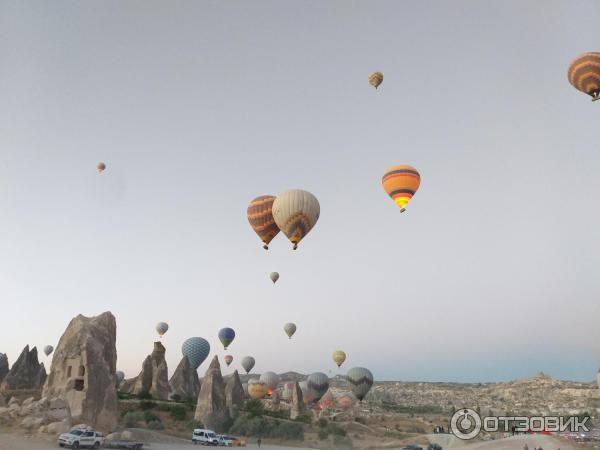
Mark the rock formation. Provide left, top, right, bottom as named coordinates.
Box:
left=225, top=370, right=244, bottom=418
left=194, top=356, right=229, bottom=431
left=0, top=354, right=8, bottom=384
left=0, top=346, right=46, bottom=393
left=120, top=342, right=169, bottom=401
left=169, top=355, right=200, bottom=401
left=290, top=381, right=305, bottom=420
left=43, top=312, right=118, bottom=432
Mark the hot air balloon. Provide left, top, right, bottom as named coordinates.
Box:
left=43, top=345, right=54, bottom=357
left=369, top=72, right=383, bottom=89
left=182, top=337, right=210, bottom=369
left=241, top=356, right=256, bottom=374
left=272, top=190, right=320, bottom=250
left=248, top=379, right=268, bottom=399
left=224, top=355, right=233, bottom=367
left=307, top=372, right=329, bottom=402
left=247, top=196, right=281, bottom=250
left=270, top=272, right=279, bottom=284
left=332, top=350, right=346, bottom=368
left=284, top=323, right=297, bottom=339
left=156, top=322, right=169, bottom=338
left=568, top=52, right=600, bottom=101
left=347, top=367, right=374, bottom=402
left=382, top=164, right=421, bottom=213
left=218, top=328, right=235, bottom=350
left=96, top=162, right=106, bottom=173
left=116, top=371, right=125, bottom=384
left=259, top=371, right=280, bottom=393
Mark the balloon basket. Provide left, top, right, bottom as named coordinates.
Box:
left=400, top=208, right=406, bottom=213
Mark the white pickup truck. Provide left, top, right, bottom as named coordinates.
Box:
left=58, top=428, right=104, bottom=448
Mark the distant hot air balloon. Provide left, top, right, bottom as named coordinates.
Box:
left=307, top=372, right=329, bottom=402
left=96, top=162, right=106, bottom=173
left=241, top=356, right=256, bottom=374
left=156, top=322, right=169, bottom=338
left=259, top=371, right=280, bottom=393
left=272, top=190, right=320, bottom=250
left=382, top=164, right=421, bottom=213
left=218, top=328, right=236, bottom=350
left=182, top=337, right=210, bottom=369
left=247, top=196, right=281, bottom=250
left=332, top=350, right=347, bottom=368
left=224, top=355, right=233, bottom=367
left=270, top=272, right=279, bottom=284
left=284, top=322, right=297, bottom=339
left=369, top=72, right=384, bottom=89
left=248, top=379, right=268, bottom=399
left=116, top=371, right=125, bottom=384
left=568, top=52, right=600, bottom=101
left=43, top=345, right=54, bottom=357
left=347, top=367, right=374, bottom=401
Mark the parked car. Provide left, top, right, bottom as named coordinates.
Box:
left=216, top=435, right=233, bottom=446
left=192, top=429, right=219, bottom=446
left=229, top=437, right=246, bottom=447
left=58, top=428, right=104, bottom=448
left=428, top=444, right=442, bottom=450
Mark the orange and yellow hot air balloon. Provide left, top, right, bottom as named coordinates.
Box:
left=568, top=52, right=600, bottom=102
left=382, top=165, right=421, bottom=212
left=247, top=196, right=280, bottom=250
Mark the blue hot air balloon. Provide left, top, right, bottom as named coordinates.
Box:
left=182, top=337, right=210, bottom=369
left=218, top=327, right=236, bottom=350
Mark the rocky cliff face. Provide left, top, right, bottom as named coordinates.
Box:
left=0, top=354, right=9, bottom=384
left=225, top=370, right=244, bottom=418
left=43, top=312, right=118, bottom=432
left=194, top=356, right=229, bottom=432
left=120, top=342, right=169, bottom=401
left=290, top=381, right=305, bottom=420
left=169, top=355, right=200, bottom=401
left=0, top=346, right=46, bottom=393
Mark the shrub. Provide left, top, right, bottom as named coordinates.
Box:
left=293, top=414, right=312, bottom=424
left=272, top=421, right=303, bottom=440
left=244, top=399, right=265, bottom=418
left=317, top=418, right=328, bottom=428
left=139, top=400, right=157, bottom=410
left=143, top=411, right=160, bottom=424
left=327, top=424, right=346, bottom=437
left=169, top=405, right=188, bottom=421
left=186, top=419, right=203, bottom=430
left=137, top=390, right=153, bottom=400
left=122, top=411, right=144, bottom=428
left=171, top=394, right=182, bottom=402
left=318, top=430, right=329, bottom=440
left=147, top=420, right=164, bottom=430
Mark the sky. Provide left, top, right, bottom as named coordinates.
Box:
left=0, top=0, right=599, bottom=383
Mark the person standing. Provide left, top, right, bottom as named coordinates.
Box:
left=258, top=437, right=262, bottom=448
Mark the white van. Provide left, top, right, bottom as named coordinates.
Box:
left=192, top=429, right=219, bottom=446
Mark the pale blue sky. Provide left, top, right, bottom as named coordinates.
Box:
left=1, top=1, right=599, bottom=382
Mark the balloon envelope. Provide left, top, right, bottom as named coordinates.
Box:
left=382, top=165, right=421, bottom=211
left=270, top=272, right=279, bottom=284
left=307, top=372, right=329, bottom=401
left=259, top=371, right=280, bottom=392
left=43, top=345, right=54, bottom=356
left=116, top=371, right=125, bottom=383
left=272, top=190, right=320, bottom=249
left=284, top=323, right=297, bottom=339
left=182, top=337, right=210, bottom=369
left=568, top=52, right=600, bottom=100
left=241, top=356, right=256, bottom=374
left=218, top=328, right=236, bottom=350
left=368, top=72, right=384, bottom=89
left=96, top=162, right=106, bottom=173
left=248, top=381, right=268, bottom=399
left=156, top=322, right=169, bottom=337
left=247, top=196, right=280, bottom=249
left=332, top=350, right=346, bottom=368
left=224, top=355, right=233, bottom=367
left=347, top=367, right=374, bottom=401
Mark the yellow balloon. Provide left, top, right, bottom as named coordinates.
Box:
left=369, top=72, right=383, bottom=89
left=248, top=382, right=268, bottom=399
left=332, top=350, right=346, bottom=368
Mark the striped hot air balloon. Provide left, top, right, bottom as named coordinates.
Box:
left=568, top=52, right=600, bottom=101
left=272, top=190, right=320, bottom=250
left=347, top=367, right=374, bottom=402
left=247, top=196, right=281, bottom=250
left=307, top=372, right=329, bottom=402
left=382, top=165, right=421, bottom=213
left=369, top=72, right=384, bottom=89
left=224, top=355, right=233, bottom=367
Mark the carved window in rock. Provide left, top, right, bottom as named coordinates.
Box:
left=78, top=365, right=85, bottom=377
left=74, top=379, right=84, bottom=391
left=67, top=366, right=72, bottom=378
